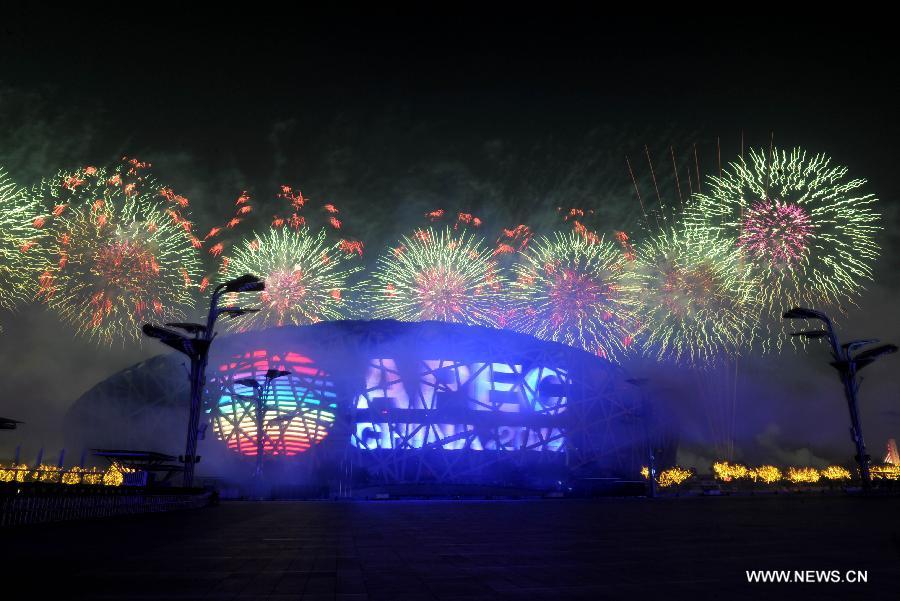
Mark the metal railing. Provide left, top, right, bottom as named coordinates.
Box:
left=0, top=483, right=213, bottom=527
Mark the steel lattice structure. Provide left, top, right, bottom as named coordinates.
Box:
left=209, top=349, right=337, bottom=456
left=66, top=321, right=647, bottom=488
left=64, top=354, right=190, bottom=453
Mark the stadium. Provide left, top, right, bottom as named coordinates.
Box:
left=64, top=320, right=653, bottom=494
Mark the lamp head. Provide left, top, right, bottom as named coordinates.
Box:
left=223, top=274, right=264, bottom=293
left=265, top=369, right=292, bottom=381
left=783, top=307, right=826, bottom=321
left=234, top=378, right=260, bottom=390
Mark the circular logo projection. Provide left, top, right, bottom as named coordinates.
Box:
left=210, top=349, right=337, bottom=456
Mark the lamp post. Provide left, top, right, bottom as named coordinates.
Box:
left=143, top=273, right=264, bottom=488
left=783, top=307, right=897, bottom=491
left=626, top=377, right=656, bottom=498
left=235, top=369, right=291, bottom=480
left=0, top=417, right=23, bottom=430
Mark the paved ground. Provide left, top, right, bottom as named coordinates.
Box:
left=1, top=495, right=899, bottom=600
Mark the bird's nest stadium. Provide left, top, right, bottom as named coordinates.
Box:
left=65, top=321, right=658, bottom=494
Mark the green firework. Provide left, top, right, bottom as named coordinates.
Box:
left=509, top=231, right=638, bottom=361
left=0, top=169, right=44, bottom=325
left=685, top=147, right=880, bottom=320
left=220, top=227, right=362, bottom=331
left=368, top=227, right=504, bottom=326
left=632, top=226, right=758, bottom=366
left=34, top=164, right=202, bottom=345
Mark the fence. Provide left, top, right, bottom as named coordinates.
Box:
left=0, top=483, right=213, bottom=527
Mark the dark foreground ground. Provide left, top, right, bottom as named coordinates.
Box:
left=1, top=495, right=898, bottom=600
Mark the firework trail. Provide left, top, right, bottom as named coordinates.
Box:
left=199, top=190, right=255, bottom=292
left=368, top=227, right=504, bottom=326
left=685, top=147, right=880, bottom=332
left=493, top=224, right=534, bottom=257
left=487, top=224, right=535, bottom=327
left=509, top=231, right=638, bottom=361
left=424, top=207, right=529, bottom=259
left=202, top=190, right=252, bottom=250
left=271, top=185, right=357, bottom=239
left=454, top=211, right=483, bottom=229
left=631, top=226, right=757, bottom=366
left=270, top=185, right=364, bottom=258
left=219, top=227, right=362, bottom=331
left=271, top=185, right=308, bottom=231
left=557, top=206, right=603, bottom=243
left=0, top=169, right=44, bottom=326
left=423, top=207, right=484, bottom=231
left=202, top=184, right=364, bottom=290
left=33, top=161, right=201, bottom=344
left=614, top=230, right=636, bottom=261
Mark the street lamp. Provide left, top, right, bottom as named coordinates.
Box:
left=626, top=377, right=656, bottom=498
left=783, top=306, right=897, bottom=490
left=0, top=417, right=23, bottom=430
left=234, top=368, right=292, bottom=480
left=143, top=273, right=264, bottom=488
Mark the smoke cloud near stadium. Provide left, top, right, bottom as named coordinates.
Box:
left=0, top=11, right=898, bottom=473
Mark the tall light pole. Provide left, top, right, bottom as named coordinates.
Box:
left=626, top=377, right=656, bottom=498
left=784, top=307, right=897, bottom=491
left=143, top=273, right=264, bottom=488
left=235, top=369, right=291, bottom=480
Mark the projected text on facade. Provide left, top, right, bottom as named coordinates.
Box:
left=351, top=359, right=568, bottom=452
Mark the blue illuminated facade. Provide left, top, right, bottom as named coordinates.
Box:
left=351, top=359, right=567, bottom=452
left=207, top=320, right=645, bottom=488
left=67, top=320, right=646, bottom=489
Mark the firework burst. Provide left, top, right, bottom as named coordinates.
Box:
left=0, top=169, right=43, bottom=323
left=34, top=163, right=201, bottom=344
left=369, top=227, right=504, bottom=326
left=508, top=231, right=637, bottom=360
left=631, top=227, right=757, bottom=365
left=220, top=227, right=362, bottom=330
left=686, top=147, right=880, bottom=319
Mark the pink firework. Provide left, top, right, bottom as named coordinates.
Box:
left=509, top=232, right=638, bottom=360
left=546, top=267, right=616, bottom=328
left=414, top=266, right=469, bottom=320
left=738, top=199, right=813, bottom=268
left=259, top=269, right=310, bottom=326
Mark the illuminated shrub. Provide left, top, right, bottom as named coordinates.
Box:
left=870, top=464, right=900, bottom=481
left=750, top=465, right=782, bottom=484
left=657, top=466, right=694, bottom=488
left=0, top=464, right=125, bottom=486
left=819, top=465, right=851, bottom=481
left=713, top=461, right=751, bottom=482
left=786, top=467, right=821, bottom=484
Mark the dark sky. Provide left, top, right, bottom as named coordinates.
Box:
left=4, top=12, right=899, bottom=179
left=1, top=10, right=898, bottom=467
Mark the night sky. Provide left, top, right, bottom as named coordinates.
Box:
left=1, top=10, right=898, bottom=467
